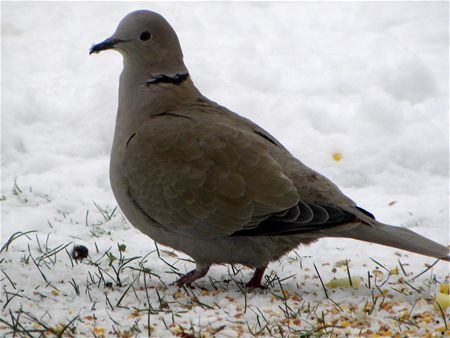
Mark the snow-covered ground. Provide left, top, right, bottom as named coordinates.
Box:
left=2, top=2, right=449, bottom=337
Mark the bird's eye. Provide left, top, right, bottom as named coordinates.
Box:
left=139, top=31, right=151, bottom=41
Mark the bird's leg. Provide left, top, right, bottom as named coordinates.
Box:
left=176, top=264, right=210, bottom=286
left=246, top=266, right=267, bottom=288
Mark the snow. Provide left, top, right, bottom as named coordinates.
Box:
left=1, top=2, right=449, bottom=337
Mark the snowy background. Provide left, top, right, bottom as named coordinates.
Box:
left=2, top=2, right=449, bottom=337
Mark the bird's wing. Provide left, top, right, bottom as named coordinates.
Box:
left=124, top=113, right=301, bottom=238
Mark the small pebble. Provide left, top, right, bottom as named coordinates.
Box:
left=71, top=245, right=89, bottom=261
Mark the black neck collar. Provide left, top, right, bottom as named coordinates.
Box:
left=145, top=73, right=189, bottom=86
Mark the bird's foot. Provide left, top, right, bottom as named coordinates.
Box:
left=175, top=266, right=209, bottom=286
left=245, top=266, right=267, bottom=289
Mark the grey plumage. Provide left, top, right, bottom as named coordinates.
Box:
left=90, top=10, right=449, bottom=287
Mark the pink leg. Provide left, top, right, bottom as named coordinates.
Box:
left=246, top=266, right=267, bottom=288
left=176, top=265, right=209, bottom=286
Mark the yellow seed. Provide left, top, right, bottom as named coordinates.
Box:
left=435, top=289, right=450, bottom=310
left=399, top=310, right=409, bottom=320
left=92, top=327, right=105, bottom=334
left=144, top=324, right=156, bottom=332
left=169, top=325, right=183, bottom=335
left=439, top=284, right=450, bottom=294
left=173, top=291, right=184, bottom=299
left=389, top=267, right=399, bottom=275
left=340, top=321, right=351, bottom=328
left=334, top=259, right=349, bottom=268
left=326, top=276, right=361, bottom=289
left=332, top=152, right=342, bottom=161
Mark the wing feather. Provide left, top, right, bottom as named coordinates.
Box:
left=124, top=116, right=299, bottom=238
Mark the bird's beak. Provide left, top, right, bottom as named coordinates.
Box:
left=90, top=37, right=123, bottom=55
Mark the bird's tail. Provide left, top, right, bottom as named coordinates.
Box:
left=324, top=222, right=450, bottom=261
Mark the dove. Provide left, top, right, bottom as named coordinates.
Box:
left=90, top=10, right=449, bottom=288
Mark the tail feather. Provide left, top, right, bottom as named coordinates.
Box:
left=325, top=222, right=450, bottom=261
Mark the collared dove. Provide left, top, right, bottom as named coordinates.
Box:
left=90, top=10, right=449, bottom=288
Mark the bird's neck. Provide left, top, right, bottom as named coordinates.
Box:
left=114, top=66, right=202, bottom=144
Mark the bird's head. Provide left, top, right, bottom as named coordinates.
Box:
left=90, top=10, right=187, bottom=77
